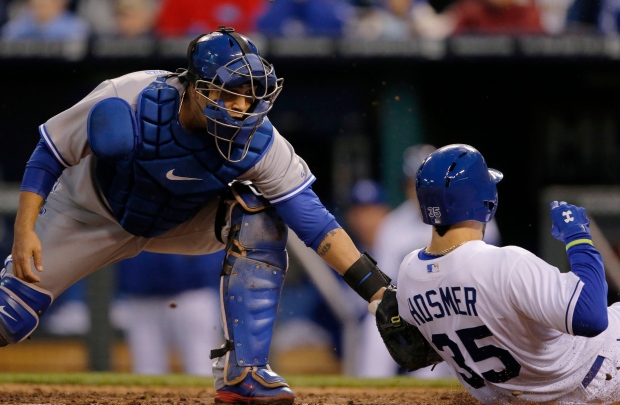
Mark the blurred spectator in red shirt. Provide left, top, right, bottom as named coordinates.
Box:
left=154, top=0, right=265, bottom=38
left=450, top=0, right=544, bottom=35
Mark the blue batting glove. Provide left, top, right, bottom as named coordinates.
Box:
left=550, top=201, right=592, bottom=248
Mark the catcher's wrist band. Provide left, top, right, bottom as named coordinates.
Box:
left=566, top=238, right=593, bottom=251
left=343, top=252, right=391, bottom=302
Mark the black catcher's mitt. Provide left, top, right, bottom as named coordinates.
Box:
left=375, top=286, right=444, bottom=371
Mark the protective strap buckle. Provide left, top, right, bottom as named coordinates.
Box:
left=210, top=339, right=234, bottom=360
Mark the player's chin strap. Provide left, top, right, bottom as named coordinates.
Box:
left=211, top=181, right=289, bottom=387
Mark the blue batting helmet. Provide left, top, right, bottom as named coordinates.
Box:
left=186, top=26, right=283, bottom=162
left=415, top=144, right=503, bottom=226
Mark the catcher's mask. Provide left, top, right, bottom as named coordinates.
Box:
left=185, top=26, right=283, bottom=162
left=415, top=144, right=503, bottom=226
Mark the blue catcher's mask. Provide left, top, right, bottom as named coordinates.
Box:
left=415, top=144, right=503, bottom=226
left=186, top=27, right=283, bottom=162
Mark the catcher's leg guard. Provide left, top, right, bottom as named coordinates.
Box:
left=212, top=183, right=293, bottom=404
left=0, top=263, right=54, bottom=347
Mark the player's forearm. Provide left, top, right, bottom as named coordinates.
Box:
left=316, top=229, right=388, bottom=302
left=316, top=228, right=360, bottom=275
left=14, top=191, right=44, bottom=233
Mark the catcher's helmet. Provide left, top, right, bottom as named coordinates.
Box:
left=415, top=144, right=502, bottom=226
left=186, top=26, right=283, bottom=162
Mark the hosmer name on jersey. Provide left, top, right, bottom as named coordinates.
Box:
left=407, top=286, right=478, bottom=325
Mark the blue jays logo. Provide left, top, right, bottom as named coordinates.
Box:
left=427, top=263, right=439, bottom=273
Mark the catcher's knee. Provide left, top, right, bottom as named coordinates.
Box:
left=217, top=181, right=288, bottom=270
left=0, top=273, right=53, bottom=346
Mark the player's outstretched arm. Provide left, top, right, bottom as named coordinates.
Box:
left=316, top=228, right=388, bottom=302
left=550, top=200, right=608, bottom=336
left=11, top=191, right=45, bottom=283
left=316, top=228, right=360, bottom=274
left=272, top=187, right=389, bottom=302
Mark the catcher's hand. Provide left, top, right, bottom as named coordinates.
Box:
left=373, top=285, right=443, bottom=371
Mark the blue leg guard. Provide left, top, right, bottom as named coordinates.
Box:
left=0, top=269, right=53, bottom=347
left=212, top=188, right=293, bottom=404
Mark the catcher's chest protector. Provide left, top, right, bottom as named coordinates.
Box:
left=217, top=195, right=289, bottom=386
left=95, top=78, right=274, bottom=237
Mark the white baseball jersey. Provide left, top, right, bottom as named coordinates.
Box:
left=397, top=240, right=620, bottom=404
left=355, top=199, right=501, bottom=378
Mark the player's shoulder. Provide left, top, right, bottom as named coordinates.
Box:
left=102, top=70, right=186, bottom=107
left=466, top=242, right=539, bottom=266
left=108, top=70, right=177, bottom=94
left=478, top=243, right=534, bottom=258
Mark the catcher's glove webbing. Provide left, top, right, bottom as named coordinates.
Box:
left=375, top=286, right=444, bottom=371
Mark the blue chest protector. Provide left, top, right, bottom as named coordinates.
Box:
left=88, top=78, right=274, bottom=237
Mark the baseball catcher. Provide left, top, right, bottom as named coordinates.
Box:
left=0, top=26, right=391, bottom=405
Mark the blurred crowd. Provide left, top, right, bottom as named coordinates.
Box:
left=0, top=0, right=616, bottom=43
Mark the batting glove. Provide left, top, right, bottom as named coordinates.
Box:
left=550, top=201, right=592, bottom=249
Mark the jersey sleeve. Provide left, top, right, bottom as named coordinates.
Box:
left=273, top=186, right=340, bottom=251
left=41, top=79, right=120, bottom=167
left=506, top=249, right=583, bottom=334
left=565, top=243, right=608, bottom=336
left=237, top=127, right=315, bottom=203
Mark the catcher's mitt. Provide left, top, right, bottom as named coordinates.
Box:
left=375, top=286, right=444, bottom=371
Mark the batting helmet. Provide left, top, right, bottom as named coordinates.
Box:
left=415, top=144, right=502, bottom=226
left=186, top=26, right=283, bottom=162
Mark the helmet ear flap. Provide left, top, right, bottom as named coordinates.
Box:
left=185, top=34, right=206, bottom=83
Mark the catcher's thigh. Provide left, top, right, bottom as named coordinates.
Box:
left=213, top=184, right=289, bottom=385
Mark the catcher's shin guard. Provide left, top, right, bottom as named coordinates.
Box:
left=212, top=184, right=291, bottom=400
left=0, top=269, right=53, bottom=347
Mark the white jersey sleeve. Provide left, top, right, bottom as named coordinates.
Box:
left=504, top=246, right=583, bottom=334
left=238, top=126, right=315, bottom=203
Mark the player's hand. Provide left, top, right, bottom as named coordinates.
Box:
left=550, top=201, right=591, bottom=245
left=11, top=228, right=43, bottom=283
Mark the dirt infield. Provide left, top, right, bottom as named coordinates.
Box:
left=0, top=383, right=478, bottom=404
